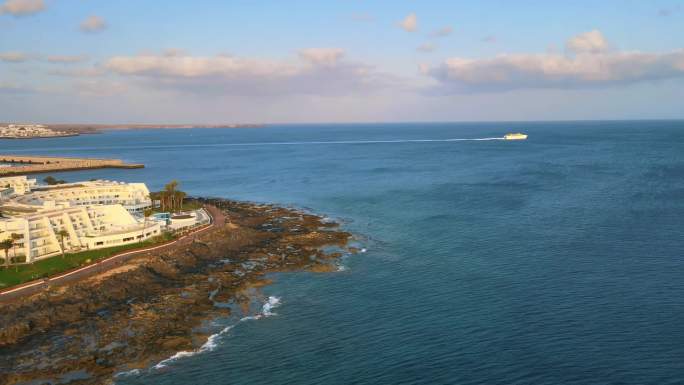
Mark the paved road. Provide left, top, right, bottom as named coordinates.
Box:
left=0, top=205, right=226, bottom=303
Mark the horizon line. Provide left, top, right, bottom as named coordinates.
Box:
left=2, top=118, right=684, bottom=127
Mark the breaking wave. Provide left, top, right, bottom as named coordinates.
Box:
left=152, top=296, right=282, bottom=370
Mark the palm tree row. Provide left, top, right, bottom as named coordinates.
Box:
left=150, top=180, right=187, bottom=213
left=0, top=231, right=23, bottom=268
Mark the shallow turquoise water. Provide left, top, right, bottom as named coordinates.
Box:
left=5, top=121, right=684, bottom=384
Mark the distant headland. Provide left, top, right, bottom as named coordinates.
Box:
left=0, top=123, right=265, bottom=137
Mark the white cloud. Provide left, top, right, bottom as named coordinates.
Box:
left=566, top=30, right=608, bottom=54
left=0, top=0, right=44, bottom=17
left=103, top=50, right=394, bottom=97
left=430, top=26, right=452, bottom=38
left=399, top=13, right=417, bottom=32
left=80, top=15, right=107, bottom=33
left=298, top=48, right=345, bottom=65
left=105, top=55, right=298, bottom=78
left=47, top=55, right=88, bottom=64
left=428, top=31, right=684, bottom=92
left=0, top=51, right=27, bottom=62
left=482, top=35, right=496, bottom=44
left=417, top=43, right=436, bottom=53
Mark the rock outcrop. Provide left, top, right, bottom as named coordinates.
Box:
left=0, top=198, right=354, bottom=385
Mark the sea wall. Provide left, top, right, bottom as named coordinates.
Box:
left=0, top=155, right=143, bottom=176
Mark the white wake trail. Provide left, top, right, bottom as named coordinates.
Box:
left=5, top=137, right=506, bottom=153
left=209, top=137, right=506, bottom=147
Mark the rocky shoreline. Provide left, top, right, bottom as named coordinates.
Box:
left=0, top=198, right=355, bottom=385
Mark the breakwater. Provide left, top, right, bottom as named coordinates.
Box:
left=0, top=155, right=144, bottom=176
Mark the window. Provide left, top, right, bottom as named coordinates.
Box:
left=95, top=241, right=104, bottom=246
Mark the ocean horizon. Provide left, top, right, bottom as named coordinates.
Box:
left=3, top=120, right=684, bottom=384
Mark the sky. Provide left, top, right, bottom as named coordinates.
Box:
left=1, top=0, right=683, bottom=124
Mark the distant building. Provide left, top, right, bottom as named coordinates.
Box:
left=0, top=124, right=75, bottom=138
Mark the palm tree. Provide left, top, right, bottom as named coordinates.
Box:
left=10, top=233, right=22, bottom=264
left=142, top=208, right=153, bottom=241
left=174, top=191, right=187, bottom=212
left=164, top=180, right=179, bottom=211
left=149, top=192, right=161, bottom=210
left=57, top=229, right=69, bottom=258
left=0, top=238, right=13, bottom=269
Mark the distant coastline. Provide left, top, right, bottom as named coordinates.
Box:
left=0, top=124, right=80, bottom=139
left=0, top=133, right=80, bottom=140
left=0, top=123, right=265, bottom=137
left=43, top=123, right=263, bottom=135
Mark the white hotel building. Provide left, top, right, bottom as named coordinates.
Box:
left=0, top=176, right=160, bottom=263
left=11, top=180, right=153, bottom=213
left=0, top=175, right=37, bottom=195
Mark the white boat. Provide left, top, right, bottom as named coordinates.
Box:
left=504, top=133, right=528, bottom=140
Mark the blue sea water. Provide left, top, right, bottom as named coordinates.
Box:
left=4, top=121, right=684, bottom=384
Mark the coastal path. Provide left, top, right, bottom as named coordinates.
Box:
left=0, top=205, right=226, bottom=303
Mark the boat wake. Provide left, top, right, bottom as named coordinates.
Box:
left=205, top=137, right=507, bottom=146
left=10, top=138, right=506, bottom=152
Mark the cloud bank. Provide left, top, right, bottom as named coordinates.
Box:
left=0, top=0, right=44, bottom=16
left=47, top=55, right=88, bottom=64
left=428, top=31, right=684, bottom=92
left=103, top=49, right=392, bottom=97
left=298, top=48, right=345, bottom=66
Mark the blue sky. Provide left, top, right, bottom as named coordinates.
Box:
left=1, top=0, right=683, bottom=123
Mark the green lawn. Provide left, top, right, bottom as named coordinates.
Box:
left=0, top=233, right=176, bottom=289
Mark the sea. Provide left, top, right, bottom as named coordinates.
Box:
left=3, top=121, right=684, bottom=385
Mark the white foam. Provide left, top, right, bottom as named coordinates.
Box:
left=152, top=296, right=282, bottom=370
left=360, top=248, right=367, bottom=253
left=262, top=296, right=281, bottom=316
left=115, top=368, right=141, bottom=378
left=154, top=350, right=198, bottom=369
